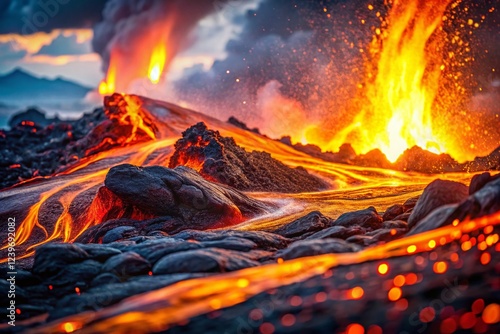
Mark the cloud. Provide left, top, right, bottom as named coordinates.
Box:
left=36, top=33, right=91, bottom=56
left=0, top=41, right=27, bottom=62
left=0, top=0, right=105, bottom=35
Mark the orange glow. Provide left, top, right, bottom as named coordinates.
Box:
left=480, top=253, right=491, bottom=265
left=349, top=286, right=364, bottom=300
left=377, top=263, right=389, bottom=275
left=388, top=287, right=402, bottom=301
left=148, top=43, right=167, bottom=84
left=482, top=304, right=499, bottom=324
left=346, top=323, right=365, bottom=334
left=433, top=261, right=448, bottom=274
left=393, top=275, right=405, bottom=287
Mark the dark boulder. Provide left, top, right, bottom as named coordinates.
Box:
left=273, top=211, right=332, bottom=238
left=408, top=179, right=468, bottom=229
left=333, top=206, right=383, bottom=230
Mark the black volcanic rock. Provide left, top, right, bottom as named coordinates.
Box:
left=333, top=206, right=383, bottom=230
left=227, top=116, right=261, bottom=134
left=393, top=146, right=461, bottom=172
left=352, top=149, right=392, bottom=169
left=169, top=122, right=327, bottom=193
left=153, top=248, right=259, bottom=274
left=407, top=179, right=468, bottom=229
left=277, top=238, right=361, bottom=260
left=273, top=211, right=332, bottom=238
left=8, top=107, right=59, bottom=128
left=105, top=164, right=271, bottom=225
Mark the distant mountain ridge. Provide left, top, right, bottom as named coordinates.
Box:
left=0, top=69, right=92, bottom=101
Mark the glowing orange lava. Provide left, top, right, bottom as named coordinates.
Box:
left=98, top=53, right=117, bottom=95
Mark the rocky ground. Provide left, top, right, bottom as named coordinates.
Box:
left=1, top=101, right=499, bottom=333
left=1, top=171, right=499, bottom=332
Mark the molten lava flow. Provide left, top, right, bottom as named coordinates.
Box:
left=333, top=0, right=453, bottom=162
left=148, top=43, right=167, bottom=85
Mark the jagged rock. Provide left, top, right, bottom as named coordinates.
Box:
left=305, top=225, right=363, bottom=240
left=408, top=180, right=468, bottom=229
left=101, top=252, right=151, bottom=278
left=407, top=204, right=458, bottom=236
left=227, top=116, right=261, bottom=134
left=102, top=164, right=272, bottom=230
left=469, top=172, right=500, bottom=195
left=352, top=149, right=392, bottom=169
left=333, top=206, right=383, bottom=230
left=402, top=196, right=420, bottom=211
left=32, top=243, right=89, bottom=276
left=169, top=122, right=327, bottom=193
left=394, top=146, right=461, bottom=173
left=382, top=204, right=404, bottom=221
left=153, top=248, right=259, bottom=274
left=273, top=211, right=332, bottom=238
left=8, top=107, right=58, bottom=128
left=278, top=239, right=361, bottom=260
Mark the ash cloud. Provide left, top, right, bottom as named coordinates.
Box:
left=173, top=0, right=500, bottom=143
left=92, top=0, right=228, bottom=90
left=173, top=0, right=374, bottom=139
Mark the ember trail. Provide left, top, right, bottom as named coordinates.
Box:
left=0, top=0, right=498, bottom=333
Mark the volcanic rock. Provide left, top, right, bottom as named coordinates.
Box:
left=172, top=230, right=290, bottom=250
left=469, top=171, right=500, bottom=195
left=153, top=248, right=259, bottom=274
left=101, top=252, right=151, bottom=278
left=305, top=225, right=364, bottom=240
left=333, top=206, right=383, bottom=230
left=382, top=204, right=405, bottom=221
left=277, top=239, right=361, bottom=260
left=407, top=204, right=458, bottom=236
left=407, top=179, right=468, bottom=229
left=227, top=116, right=261, bottom=134
left=169, top=122, right=327, bottom=192
left=32, top=243, right=89, bottom=277
left=100, top=164, right=272, bottom=230
left=127, top=238, right=204, bottom=264
left=273, top=211, right=332, bottom=238
left=352, top=149, right=393, bottom=169
left=8, top=107, right=59, bottom=128
left=79, top=244, right=122, bottom=262
left=102, top=226, right=138, bottom=243
left=394, top=146, right=461, bottom=173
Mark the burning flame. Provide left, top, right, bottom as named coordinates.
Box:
left=340, top=0, right=453, bottom=162
left=98, top=54, right=117, bottom=95
left=148, top=43, right=167, bottom=85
